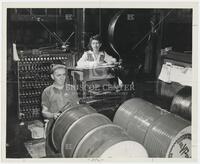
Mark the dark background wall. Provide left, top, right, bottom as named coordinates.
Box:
left=161, top=9, right=192, bottom=52
left=7, top=8, right=192, bottom=65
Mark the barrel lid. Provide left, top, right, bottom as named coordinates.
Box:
left=73, top=124, right=127, bottom=158
left=100, top=140, right=148, bottom=158
left=166, top=126, right=191, bottom=158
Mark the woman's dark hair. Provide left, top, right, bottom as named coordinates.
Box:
left=87, top=34, right=103, bottom=50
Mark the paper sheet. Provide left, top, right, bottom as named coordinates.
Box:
left=158, top=63, right=172, bottom=83
left=24, top=140, right=46, bottom=158
left=28, top=120, right=45, bottom=139
left=158, top=63, right=192, bottom=86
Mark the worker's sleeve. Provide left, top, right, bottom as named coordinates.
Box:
left=104, top=51, right=117, bottom=64
left=77, top=52, right=90, bottom=68
left=41, top=89, right=50, bottom=109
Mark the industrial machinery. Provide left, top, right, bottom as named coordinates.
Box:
left=15, top=49, right=74, bottom=121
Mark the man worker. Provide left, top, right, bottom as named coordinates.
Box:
left=41, top=64, right=79, bottom=157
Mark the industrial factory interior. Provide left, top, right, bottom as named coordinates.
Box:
left=5, top=8, right=193, bottom=159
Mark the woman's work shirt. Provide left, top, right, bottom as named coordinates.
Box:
left=41, top=83, right=79, bottom=114
left=77, top=50, right=116, bottom=68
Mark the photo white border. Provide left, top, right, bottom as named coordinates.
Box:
left=1, top=0, right=199, bottom=163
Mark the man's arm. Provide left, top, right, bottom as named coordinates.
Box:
left=42, top=105, right=60, bottom=119
left=41, top=88, right=58, bottom=119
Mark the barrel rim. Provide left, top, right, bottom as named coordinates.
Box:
left=61, top=113, right=111, bottom=157
left=143, top=112, right=170, bottom=145
left=113, top=97, right=142, bottom=124
left=51, top=104, right=81, bottom=151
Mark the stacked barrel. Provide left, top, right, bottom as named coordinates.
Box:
left=113, top=98, right=191, bottom=158
left=170, top=86, right=191, bottom=121
left=49, top=93, right=191, bottom=158
left=50, top=104, right=148, bottom=158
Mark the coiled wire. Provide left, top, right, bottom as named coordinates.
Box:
left=61, top=113, right=111, bottom=157
left=170, top=86, right=191, bottom=121
left=113, top=98, right=191, bottom=157
left=51, top=104, right=96, bottom=151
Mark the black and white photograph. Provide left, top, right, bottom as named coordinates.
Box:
left=1, top=0, right=199, bottom=161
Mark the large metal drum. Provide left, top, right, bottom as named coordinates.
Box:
left=170, top=86, right=192, bottom=121
left=100, top=140, right=148, bottom=158
left=113, top=98, right=191, bottom=158
left=108, top=10, right=151, bottom=56
left=113, top=98, right=168, bottom=144
left=61, top=113, right=111, bottom=157
left=144, top=113, right=191, bottom=157
left=73, top=124, right=148, bottom=158
left=51, top=104, right=96, bottom=151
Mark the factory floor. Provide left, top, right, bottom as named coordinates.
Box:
left=6, top=78, right=171, bottom=158
left=6, top=104, right=118, bottom=158
left=6, top=114, right=32, bottom=158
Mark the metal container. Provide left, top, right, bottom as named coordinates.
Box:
left=100, top=140, right=148, bottom=158
left=113, top=98, right=168, bottom=144
left=144, top=113, right=191, bottom=157
left=61, top=113, right=111, bottom=157
left=170, top=86, right=191, bottom=121
left=51, top=104, right=96, bottom=151
left=73, top=124, right=147, bottom=158
left=113, top=98, right=191, bottom=158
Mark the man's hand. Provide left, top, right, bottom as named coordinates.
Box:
left=53, top=112, right=61, bottom=120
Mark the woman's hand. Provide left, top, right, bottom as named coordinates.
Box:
left=107, top=61, right=116, bottom=65
left=93, top=61, right=99, bottom=67
left=89, top=61, right=99, bottom=68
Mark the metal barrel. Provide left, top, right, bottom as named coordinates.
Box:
left=144, top=113, right=191, bottom=157
left=113, top=98, right=168, bottom=144
left=100, top=140, right=148, bottom=158
left=170, top=86, right=191, bottom=121
left=73, top=124, right=148, bottom=158
left=51, top=104, right=96, bottom=151
left=113, top=98, right=191, bottom=158
left=61, top=113, right=111, bottom=157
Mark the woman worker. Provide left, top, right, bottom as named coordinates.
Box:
left=77, top=34, right=117, bottom=68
